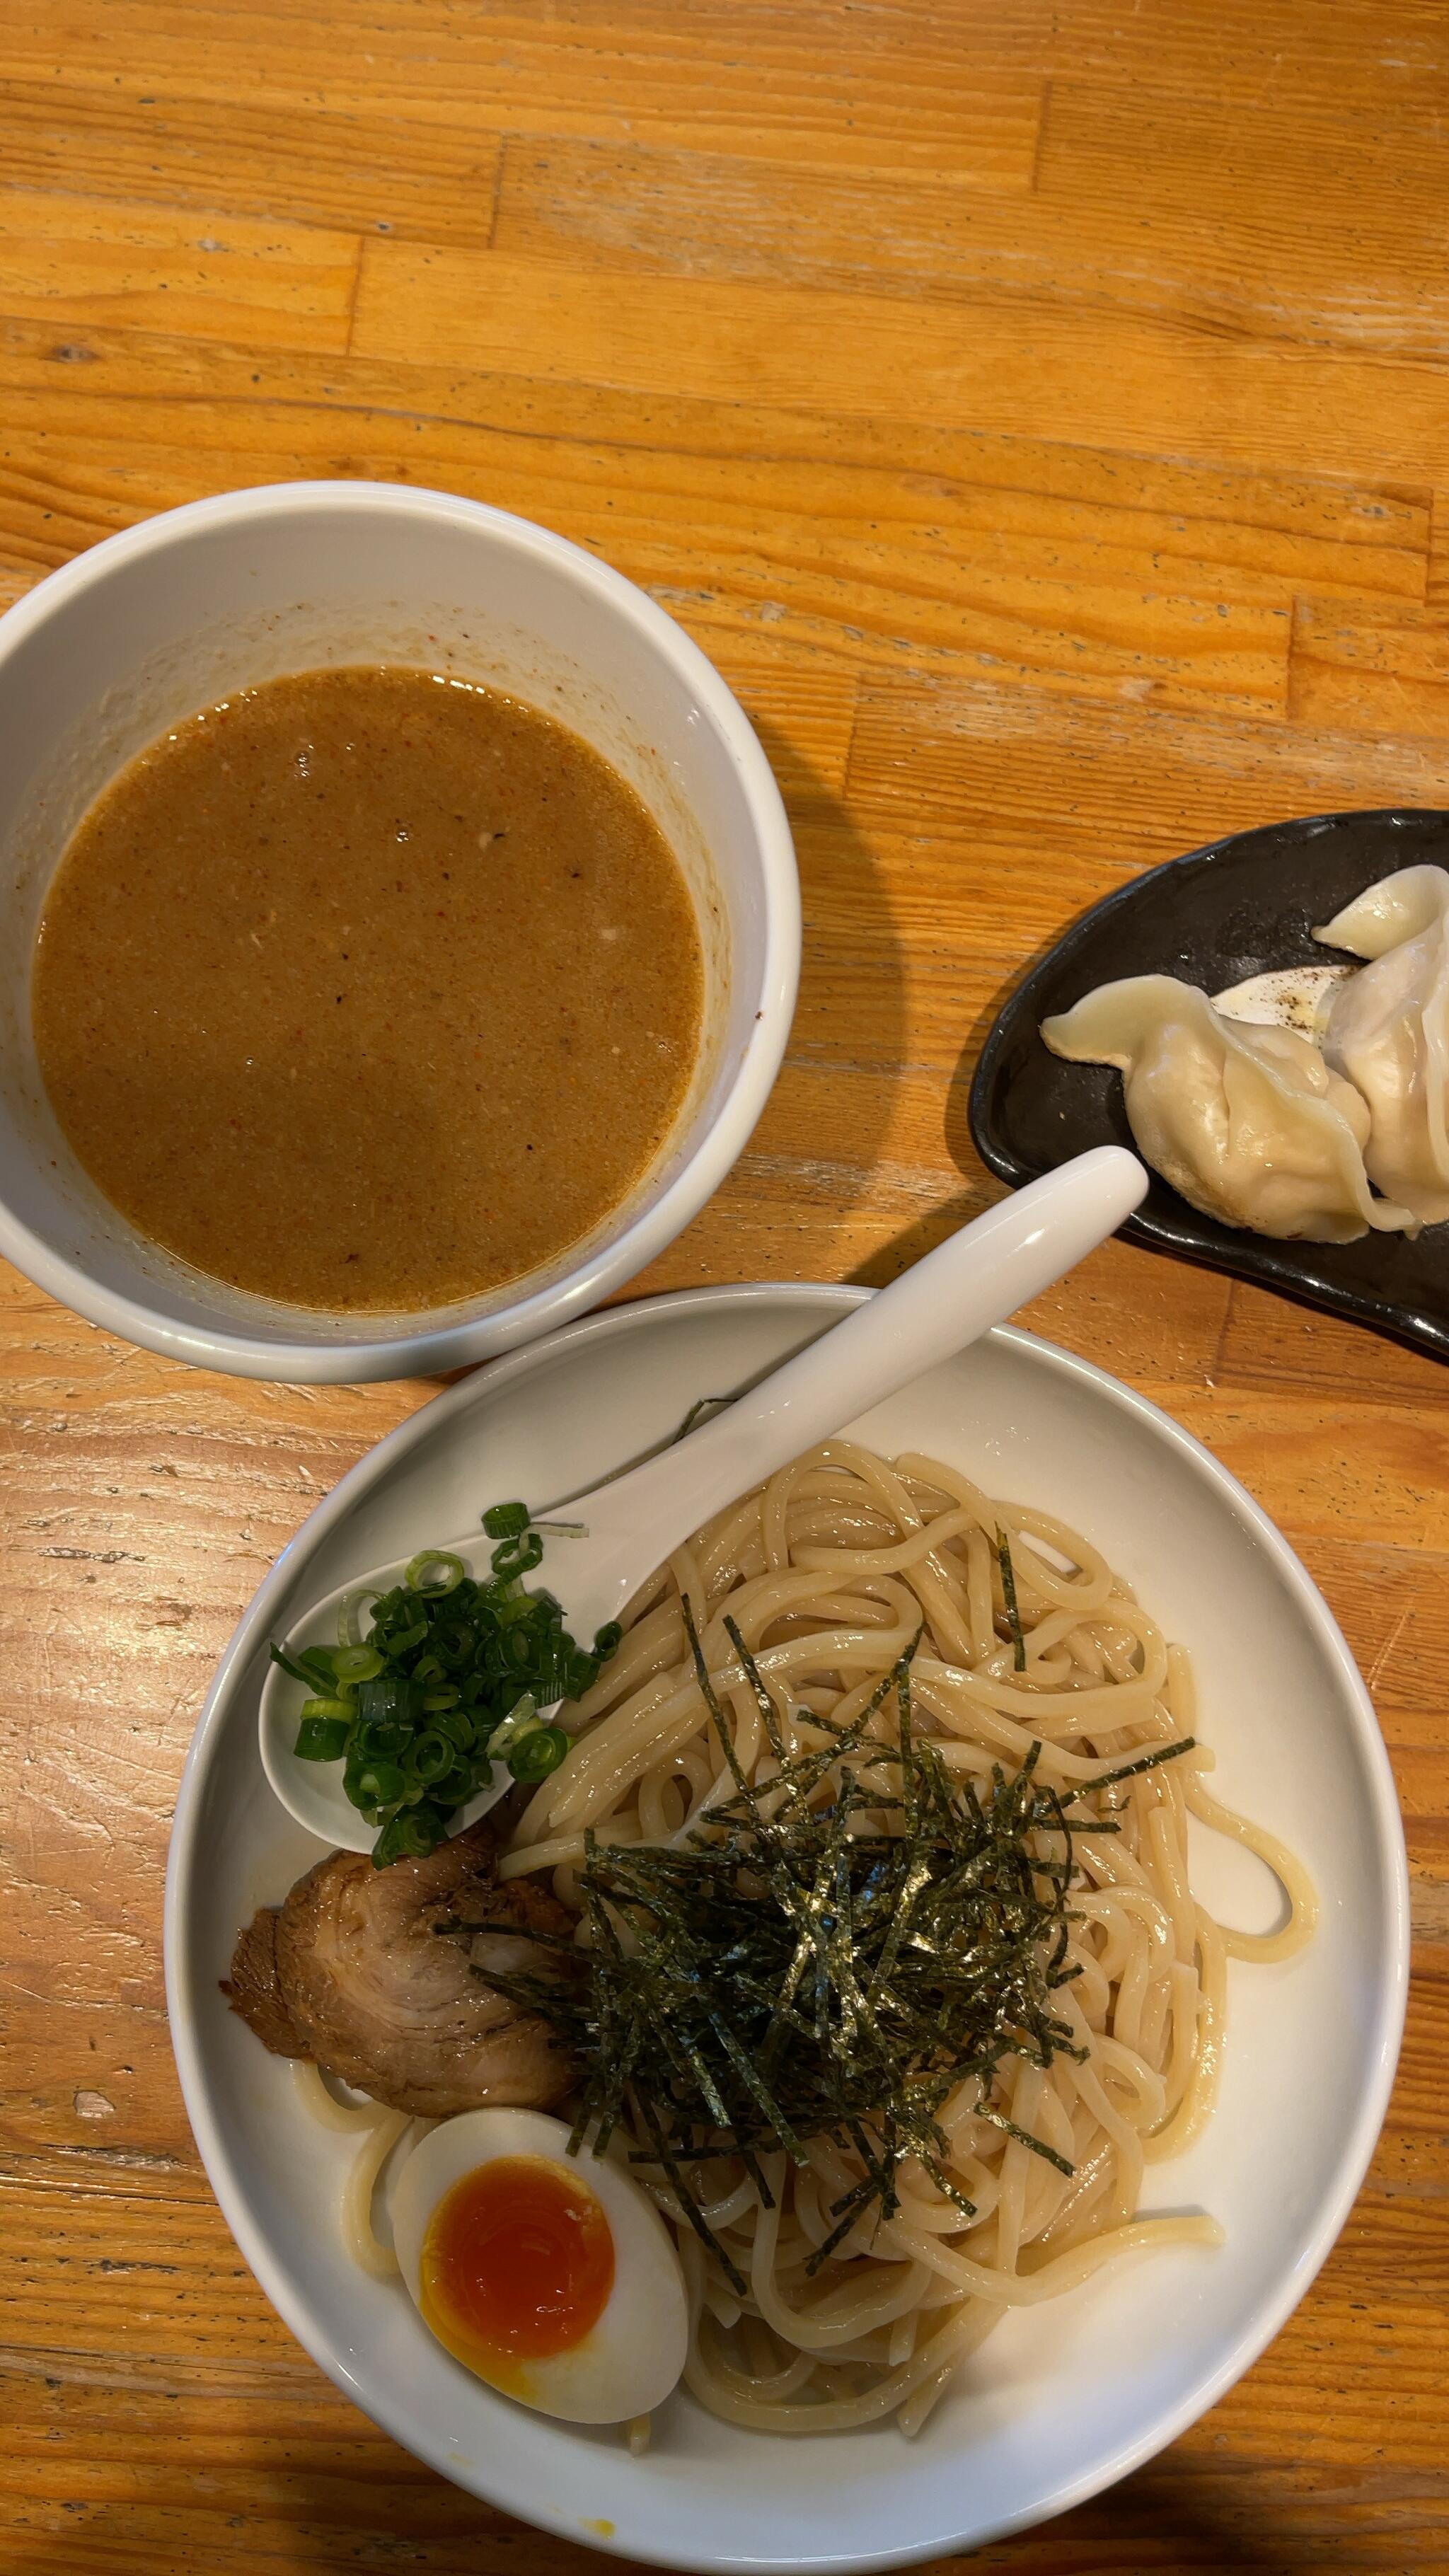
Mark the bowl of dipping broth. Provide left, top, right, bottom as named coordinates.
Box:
left=0, top=482, right=799, bottom=1382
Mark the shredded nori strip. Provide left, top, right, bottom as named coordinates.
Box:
left=480, top=1607, right=1194, bottom=2285
left=674, top=1393, right=738, bottom=1443
left=996, top=1526, right=1027, bottom=1672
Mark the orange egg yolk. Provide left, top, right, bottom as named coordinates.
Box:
left=418, top=2156, right=616, bottom=2387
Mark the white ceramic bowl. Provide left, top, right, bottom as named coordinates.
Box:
left=166, top=1287, right=1408, bottom=2574
left=0, top=483, right=798, bottom=1380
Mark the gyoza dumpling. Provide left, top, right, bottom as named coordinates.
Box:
left=1041, top=975, right=1418, bottom=1242
left=1315, top=864, right=1449, bottom=1223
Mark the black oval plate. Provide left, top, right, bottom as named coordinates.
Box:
left=969, top=809, right=1449, bottom=1362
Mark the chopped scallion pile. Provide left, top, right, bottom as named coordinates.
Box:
left=272, top=1503, right=620, bottom=1867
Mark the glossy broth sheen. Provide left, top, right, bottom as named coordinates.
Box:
left=32, top=666, right=704, bottom=1311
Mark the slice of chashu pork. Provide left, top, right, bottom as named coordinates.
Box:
left=224, top=1814, right=574, bottom=2118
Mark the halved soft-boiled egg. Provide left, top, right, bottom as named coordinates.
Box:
left=391, top=2107, right=688, bottom=2423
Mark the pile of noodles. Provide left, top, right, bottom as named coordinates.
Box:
left=311, top=1440, right=1315, bottom=2440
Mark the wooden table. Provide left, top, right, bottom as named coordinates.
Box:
left=1, top=6, right=1447, bottom=2568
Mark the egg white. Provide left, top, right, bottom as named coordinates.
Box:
left=391, top=2106, right=688, bottom=2425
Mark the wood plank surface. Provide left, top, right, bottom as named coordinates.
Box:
left=0, top=4, right=1446, bottom=2569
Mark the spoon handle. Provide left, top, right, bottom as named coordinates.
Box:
left=589, top=1147, right=1147, bottom=1583
left=261, top=1148, right=1147, bottom=1848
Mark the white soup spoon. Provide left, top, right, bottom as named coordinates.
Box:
left=260, top=1146, right=1147, bottom=1850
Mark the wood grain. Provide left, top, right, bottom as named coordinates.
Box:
left=1290, top=596, right=1449, bottom=740
left=1, top=3, right=1447, bottom=2569
left=348, top=230, right=1449, bottom=492
left=495, top=83, right=1449, bottom=357
left=0, top=5, right=1044, bottom=188
left=0, top=190, right=358, bottom=353
left=0, top=81, right=504, bottom=248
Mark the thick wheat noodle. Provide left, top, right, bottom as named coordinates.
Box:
left=287, top=2065, right=430, bottom=2278
left=542, top=1440, right=1312, bottom=2433
left=290, top=2057, right=383, bottom=2134
left=342, top=2106, right=413, bottom=2277
left=1182, top=1773, right=1320, bottom=1960
left=1145, top=1907, right=1228, bottom=2161
left=301, top=1440, right=1312, bottom=2439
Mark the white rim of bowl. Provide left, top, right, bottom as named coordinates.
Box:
left=164, top=1285, right=1411, bottom=2575
left=0, top=482, right=801, bottom=1382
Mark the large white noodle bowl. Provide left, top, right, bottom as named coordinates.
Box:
left=166, top=1286, right=1407, bottom=2573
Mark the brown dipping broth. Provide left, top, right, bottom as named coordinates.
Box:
left=31, top=667, right=704, bottom=1312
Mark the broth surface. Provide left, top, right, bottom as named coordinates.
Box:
left=32, top=666, right=704, bottom=1311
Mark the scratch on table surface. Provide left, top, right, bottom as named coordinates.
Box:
left=45, top=2144, right=187, bottom=2175
left=735, top=1151, right=959, bottom=1213
left=39, top=1546, right=146, bottom=1563
left=0, top=2343, right=316, bottom=2397
left=1409, top=1870, right=1449, bottom=1944
left=1367, top=1602, right=1414, bottom=1697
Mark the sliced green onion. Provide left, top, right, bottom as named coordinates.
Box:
left=405, top=1549, right=466, bottom=1596
left=353, top=1758, right=408, bottom=1808
left=410, top=1730, right=456, bottom=1785
left=492, top=1591, right=536, bottom=1629
left=432, top=1619, right=476, bottom=1669
left=593, top=1622, right=623, bottom=1656
left=530, top=1652, right=567, bottom=1704
left=337, top=1587, right=382, bottom=1649
left=508, top=1723, right=570, bottom=1784
left=354, top=1725, right=410, bottom=1768
left=272, top=1514, right=623, bottom=1864
left=372, top=1805, right=446, bottom=1869
left=270, top=1642, right=318, bottom=1688
left=490, top=1530, right=545, bottom=1581
left=488, top=1691, right=538, bottom=1755
left=295, top=1714, right=351, bottom=1762
left=432, top=1704, right=477, bottom=1752
left=357, top=1675, right=418, bottom=1728
left=334, top=1644, right=384, bottom=1686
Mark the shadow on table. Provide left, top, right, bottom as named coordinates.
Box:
left=1006, top=2454, right=1361, bottom=2573
left=843, top=908, right=1049, bottom=1290
left=749, top=712, right=911, bottom=1275
left=40, top=2443, right=1329, bottom=2576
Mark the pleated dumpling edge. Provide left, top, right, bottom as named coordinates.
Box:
left=1041, top=975, right=1419, bottom=1244
left=1315, top=863, right=1449, bottom=1225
